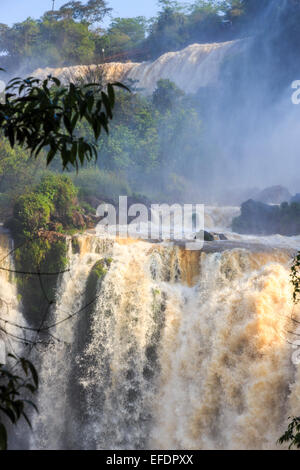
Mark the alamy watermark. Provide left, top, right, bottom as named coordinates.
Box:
left=95, top=196, right=205, bottom=250
left=291, top=80, right=300, bottom=104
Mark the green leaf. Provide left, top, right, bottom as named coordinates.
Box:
left=22, top=411, right=32, bottom=429
left=0, top=406, right=16, bottom=424
left=107, top=84, right=115, bottom=107
left=0, top=423, right=7, bottom=451
left=112, top=82, right=131, bottom=92
left=27, top=361, right=39, bottom=389
left=23, top=400, right=38, bottom=413
left=101, top=92, right=113, bottom=119
left=20, top=358, right=28, bottom=376
left=46, top=147, right=57, bottom=166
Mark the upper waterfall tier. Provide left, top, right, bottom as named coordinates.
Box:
left=33, top=40, right=246, bottom=94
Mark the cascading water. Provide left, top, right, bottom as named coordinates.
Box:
left=19, top=207, right=300, bottom=450
left=29, top=236, right=115, bottom=450
left=0, top=226, right=26, bottom=361
left=150, top=249, right=297, bottom=450
left=34, top=40, right=246, bottom=94
left=205, top=206, right=240, bottom=232
left=0, top=203, right=298, bottom=450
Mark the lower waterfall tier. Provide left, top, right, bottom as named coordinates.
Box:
left=25, top=235, right=300, bottom=450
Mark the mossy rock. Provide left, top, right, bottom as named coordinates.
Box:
left=14, top=237, right=68, bottom=325
left=85, top=258, right=112, bottom=310
left=72, top=237, right=80, bottom=254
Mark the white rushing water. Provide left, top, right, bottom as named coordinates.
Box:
left=15, top=206, right=299, bottom=450
left=34, top=40, right=246, bottom=94
left=0, top=227, right=26, bottom=361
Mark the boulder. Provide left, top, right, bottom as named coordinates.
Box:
left=194, top=230, right=214, bottom=242
left=232, top=199, right=279, bottom=235
left=214, top=233, right=228, bottom=241
left=232, top=199, right=300, bottom=236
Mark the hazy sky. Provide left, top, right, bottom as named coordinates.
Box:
left=0, top=0, right=195, bottom=26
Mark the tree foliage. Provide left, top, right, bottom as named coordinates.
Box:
left=278, top=417, right=300, bottom=450
left=0, top=73, right=128, bottom=170
left=0, top=354, right=38, bottom=450
left=152, top=78, right=183, bottom=112
left=46, top=0, right=112, bottom=24
left=0, top=1, right=286, bottom=71
left=278, top=251, right=300, bottom=448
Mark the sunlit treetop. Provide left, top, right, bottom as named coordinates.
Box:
left=44, top=0, right=112, bottom=24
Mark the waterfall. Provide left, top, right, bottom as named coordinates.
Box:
left=33, top=40, right=246, bottom=94
left=0, top=226, right=25, bottom=361
left=0, top=204, right=298, bottom=450
left=150, top=249, right=296, bottom=450
left=30, top=235, right=114, bottom=449
left=205, top=206, right=240, bottom=231
left=126, top=41, right=245, bottom=94
left=24, top=224, right=300, bottom=450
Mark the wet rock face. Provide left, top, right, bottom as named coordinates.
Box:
left=69, top=210, right=101, bottom=230
left=232, top=198, right=300, bottom=236
left=232, top=199, right=279, bottom=235
left=37, top=229, right=67, bottom=243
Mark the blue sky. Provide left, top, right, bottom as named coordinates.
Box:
left=0, top=1, right=195, bottom=26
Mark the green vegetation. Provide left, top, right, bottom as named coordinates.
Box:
left=0, top=77, right=205, bottom=214
left=0, top=72, right=203, bottom=201
left=91, top=80, right=204, bottom=200
left=13, top=193, right=53, bottom=237
left=71, top=168, right=132, bottom=204
left=8, top=175, right=89, bottom=324
left=11, top=174, right=85, bottom=235
left=0, top=0, right=111, bottom=70
left=278, top=251, right=300, bottom=449
left=278, top=253, right=300, bottom=449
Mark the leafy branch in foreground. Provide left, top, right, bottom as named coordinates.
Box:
left=278, top=417, right=300, bottom=450
left=0, top=71, right=129, bottom=169
left=290, top=252, right=300, bottom=304
left=0, top=353, right=38, bottom=450
left=278, top=252, right=300, bottom=449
